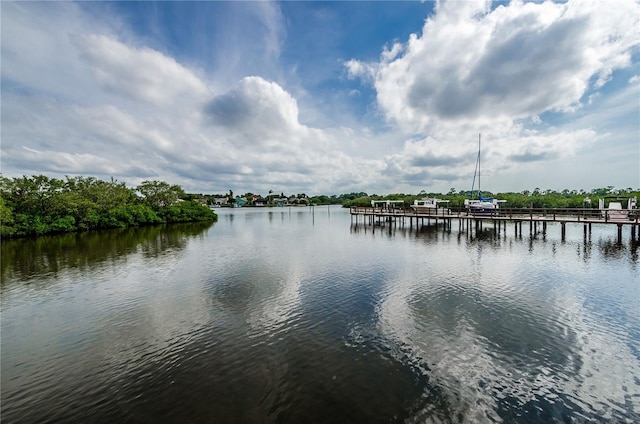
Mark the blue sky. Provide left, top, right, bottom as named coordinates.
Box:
left=2, top=1, right=639, bottom=195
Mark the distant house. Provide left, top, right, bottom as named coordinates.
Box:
left=252, top=194, right=266, bottom=206
left=213, top=197, right=228, bottom=206
left=288, top=195, right=309, bottom=205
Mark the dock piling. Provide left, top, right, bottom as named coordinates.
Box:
left=349, top=206, right=638, bottom=245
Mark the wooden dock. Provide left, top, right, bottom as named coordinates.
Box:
left=350, top=206, right=640, bottom=243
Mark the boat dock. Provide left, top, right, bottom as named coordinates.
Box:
left=350, top=206, right=640, bottom=244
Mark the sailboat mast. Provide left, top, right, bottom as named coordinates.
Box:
left=478, top=133, right=481, bottom=199
left=469, top=133, right=482, bottom=200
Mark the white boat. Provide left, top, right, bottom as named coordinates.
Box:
left=411, top=198, right=450, bottom=214
left=464, top=134, right=505, bottom=216
left=599, top=196, right=638, bottom=220
left=465, top=198, right=505, bottom=215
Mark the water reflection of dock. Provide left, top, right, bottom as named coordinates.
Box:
left=350, top=206, right=640, bottom=244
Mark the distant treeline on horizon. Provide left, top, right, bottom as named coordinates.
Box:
left=2, top=174, right=638, bottom=237
left=192, top=186, right=639, bottom=209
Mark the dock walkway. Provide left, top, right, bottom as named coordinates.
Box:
left=350, top=206, right=640, bottom=243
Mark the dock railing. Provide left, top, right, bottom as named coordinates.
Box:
left=486, top=207, right=639, bottom=223
left=351, top=206, right=640, bottom=224
left=350, top=206, right=453, bottom=218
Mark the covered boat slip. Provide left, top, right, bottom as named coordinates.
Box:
left=598, top=196, right=638, bottom=221
left=350, top=205, right=640, bottom=244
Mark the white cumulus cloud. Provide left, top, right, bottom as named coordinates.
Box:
left=348, top=0, right=639, bottom=133
left=72, top=34, right=209, bottom=107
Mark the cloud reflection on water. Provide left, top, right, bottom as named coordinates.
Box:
left=373, top=223, right=640, bottom=421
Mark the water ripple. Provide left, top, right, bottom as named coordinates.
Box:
left=2, top=209, right=639, bottom=422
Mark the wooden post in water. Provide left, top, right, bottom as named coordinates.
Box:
left=617, top=224, right=623, bottom=244
left=529, top=220, right=533, bottom=235
left=561, top=222, right=566, bottom=241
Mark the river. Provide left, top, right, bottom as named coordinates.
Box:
left=1, top=206, right=639, bottom=423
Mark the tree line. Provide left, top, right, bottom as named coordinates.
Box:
left=2, top=174, right=636, bottom=238
left=184, top=191, right=366, bottom=206
left=341, top=187, right=640, bottom=209
left=0, top=175, right=217, bottom=238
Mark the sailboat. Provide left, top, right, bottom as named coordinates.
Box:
left=464, top=134, right=505, bottom=215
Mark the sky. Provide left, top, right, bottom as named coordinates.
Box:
left=1, top=0, right=639, bottom=196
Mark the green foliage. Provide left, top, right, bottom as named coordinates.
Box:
left=158, top=201, right=217, bottom=223
left=65, top=176, right=136, bottom=209
left=0, top=196, right=15, bottom=236
left=50, top=215, right=76, bottom=232
left=1, top=175, right=216, bottom=238
left=137, top=180, right=186, bottom=209
left=337, top=192, right=369, bottom=203
left=343, top=196, right=379, bottom=208
left=341, top=187, right=640, bottom=211
left=127, top=204, right=163, bottom=224
left=309, top=194, right=332, bottom=205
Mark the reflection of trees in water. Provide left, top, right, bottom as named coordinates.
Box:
left=1, top=222, right=213, bottom=283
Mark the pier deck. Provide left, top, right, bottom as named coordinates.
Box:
left=350, top=206, right=640, bottom=243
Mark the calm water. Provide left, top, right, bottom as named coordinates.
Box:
left=2, top=206, right=639, bottom=423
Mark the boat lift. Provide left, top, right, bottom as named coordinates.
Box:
left=370, top=200, right=405, bottom=211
